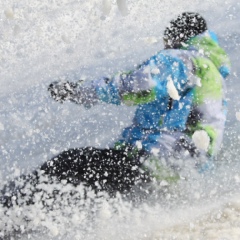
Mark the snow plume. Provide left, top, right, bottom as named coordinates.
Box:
left=0, top=178, right=189, bottom=239
left=0, top=180, right=113, bottom=238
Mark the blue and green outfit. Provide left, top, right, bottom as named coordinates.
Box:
left=0, top=31, right=231, bottom=211
left=74, top=31, right=230, bottom=161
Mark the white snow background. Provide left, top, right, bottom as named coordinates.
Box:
left=1, top=0, right=240, bottom=239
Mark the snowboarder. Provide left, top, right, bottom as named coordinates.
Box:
left=1, top=12, right=231, bottom=209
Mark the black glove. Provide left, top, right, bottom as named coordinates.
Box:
left=174, top=136, right=200, bottom=158
left=48, top=81, right=77, bottom=103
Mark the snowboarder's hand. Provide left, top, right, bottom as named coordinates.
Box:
left=48, top=81, right=77, bottom=103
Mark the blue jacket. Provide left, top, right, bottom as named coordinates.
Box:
left=73, top=31, right=230, bottom=156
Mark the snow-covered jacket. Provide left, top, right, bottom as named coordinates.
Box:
left=75, top=31, right=230, bottom=156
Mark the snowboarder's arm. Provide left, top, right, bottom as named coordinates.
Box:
left=78, top=53, right=193, bottom=106
left=48, top=52, right=194, bottom=107
left=89, top=66, right=159, bottom=106
left=48, top=70, right=159, bottom=108
left=48, top=70, right=155, bottom=107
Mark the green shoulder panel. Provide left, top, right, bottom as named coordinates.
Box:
left=192, top=57, right=223, bottom=104
left=184, top=36, right=231, bottom=70
left=122, top=89, right=156, bottom=106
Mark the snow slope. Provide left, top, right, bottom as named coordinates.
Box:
left=0, top=0, right=240, bottom=239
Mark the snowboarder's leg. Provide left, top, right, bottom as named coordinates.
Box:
left=40, top=147, right=151, bottom=193
left=0, top=147, right=151, bottom=208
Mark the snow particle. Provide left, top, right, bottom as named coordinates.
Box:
left=0, top=122, right=4, bottom=131
left=192, top=130, right=210, bottom=152
left=160, top=180, right=169, bottom=187
left=50, top=148, right=58, bottom=155
left=61, top=34, right=70, bottom=44
left=167, top=76, right=180, bottom=100
left=98, top=203, right=112, bottom=220
left=143, top=37, right=159, bottom=45
left=135, top=140, right=142, bottom=150
left=151, top=67, right=160, bottom=75
left=4, top=8, right=14, bottom=19
left=117, top=0, right=128, bottom=16
left=102, top=0, right=112, bottom=16
left=236, top=112, right=240, bottom=121
left=13, top=25, right=21, bottom=36
left=151, top=148, right=160, bottom=156
left=49, top=225, right=59, bottom=236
